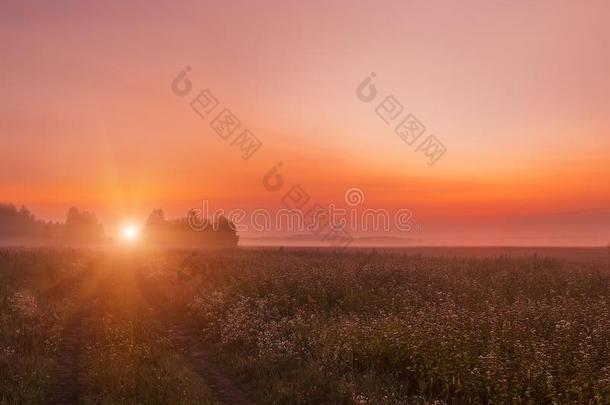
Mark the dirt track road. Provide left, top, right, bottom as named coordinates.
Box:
left=43, top=256, right=253, bottom=405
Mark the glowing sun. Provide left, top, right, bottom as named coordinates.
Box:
left=121, top=223, right=140, bottom=242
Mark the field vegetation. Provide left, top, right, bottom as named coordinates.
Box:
left=1, top=248, right=609, bottom=404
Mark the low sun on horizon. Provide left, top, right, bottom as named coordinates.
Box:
left=1, top=1, right=610, bottom=404
left=120, top=223, right=141, bottom=242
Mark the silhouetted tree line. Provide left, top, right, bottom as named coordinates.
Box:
left=0, top=204, right=40, bottom=237
left=145, top=209, right=238, bottom=247
left=0, top=203, right=104, bottom=242
left=0, top=203, right=238, bottom=247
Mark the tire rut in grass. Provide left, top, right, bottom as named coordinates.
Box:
left=46, top=306, right=92, bottom=405
left=46, top=265, right=103, bottom=405
left=166, top=321, right=254, bottom=405
left=137, top=274, right=254, bottom=405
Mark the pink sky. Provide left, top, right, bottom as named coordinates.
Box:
left=1, top=0, right=609, bottom=245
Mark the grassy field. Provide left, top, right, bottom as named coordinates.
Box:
left=1, top=248, right=609, bottom=404
left=0, top=250, right=217, bottom=405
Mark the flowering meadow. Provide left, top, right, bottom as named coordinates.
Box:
left=0, top=250, right=80, bottom=403
left=0, top=249, right=216, bottom=405
left=1, top=248, right=610, bottom=404
left=178, top=250, right=610, bottom=404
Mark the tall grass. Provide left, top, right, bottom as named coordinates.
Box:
left=177, top=251, right=610, bottom=404
left=0, top=249, right=84, bottom=404
left=0, top=249, right=218, bottom=405
left=2, top=248, right=609, bottom=404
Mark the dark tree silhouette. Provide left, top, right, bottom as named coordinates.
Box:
left=63, top=207, right=104, bottom=241
left=1, top=202, right=237, bottom=247
left=144, top=209, right=238, bottom=247
left=0, top=203, right=43, bottom=237
left=146, top=209, right=166, bottom=226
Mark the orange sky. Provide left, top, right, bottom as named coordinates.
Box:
left=1, top=0, right=609, bottom=245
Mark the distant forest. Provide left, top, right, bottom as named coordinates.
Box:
left=0, top=203, right=238, bottom=247
left=144, top=208, right=238, bottom=247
